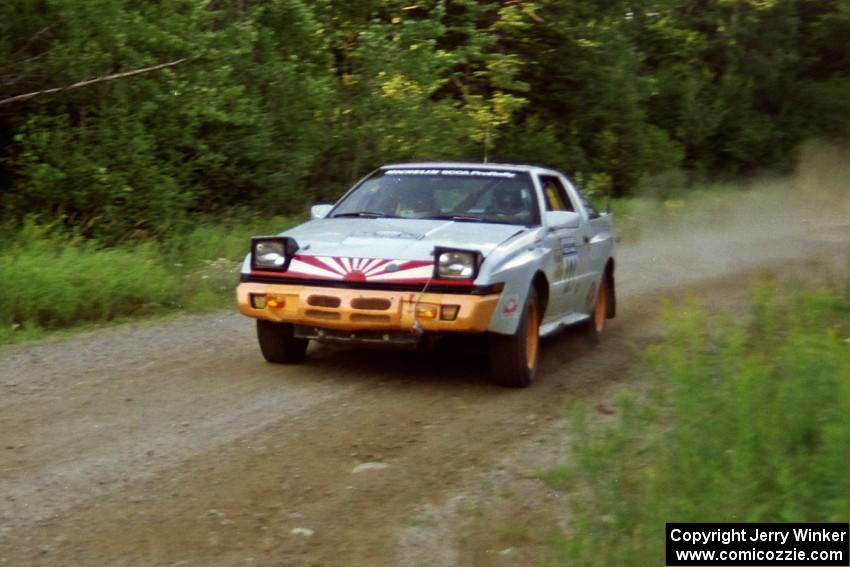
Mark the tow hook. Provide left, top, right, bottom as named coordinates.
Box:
left=410, top=320, right=424, bottom=337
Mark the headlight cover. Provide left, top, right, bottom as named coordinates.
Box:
left=250, top=236, right=299, bottom=271
left=434, top=248, right=481, bottom=280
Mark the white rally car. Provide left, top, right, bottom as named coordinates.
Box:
left=237, top=162, right=616, bottom=387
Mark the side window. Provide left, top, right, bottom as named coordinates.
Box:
left=539, top=175, right=575, bottom=212
left=575, top=187, right=600, bottom=219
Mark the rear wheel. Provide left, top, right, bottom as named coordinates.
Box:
left=489, top=288, right=540, bottom=388
left=256, top=320, right=308, bottom=363
left=581, top=275, right=609, bottom=343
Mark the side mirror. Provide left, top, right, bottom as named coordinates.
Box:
left=545, top=210, right=581, bottom=230
left=310, top=204, right=333, bottom=220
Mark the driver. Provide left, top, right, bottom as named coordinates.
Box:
left=394, top=188, right=433, bottom=218
left=492, top=185, right=527, bottom=216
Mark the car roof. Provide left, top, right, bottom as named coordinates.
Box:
left=380, top=161, right=562, bottom=176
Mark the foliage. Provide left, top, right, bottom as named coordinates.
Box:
left=0, top=220, right=179, bottom=333
left=544, top=280, right=850, bottom=565
left=1, top=0, right=331, bottom=242
left=1, top=1, right=848, bottom=245
left=0, top=215, right=297, bottom=343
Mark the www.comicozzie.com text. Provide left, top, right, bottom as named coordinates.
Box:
left=670, top=527, right=848, bottom=546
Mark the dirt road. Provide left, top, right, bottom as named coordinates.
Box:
left=1, top=196, right=848, bottom=566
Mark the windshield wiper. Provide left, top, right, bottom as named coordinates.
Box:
left=423, top=214, right=486, bottom=223
left=331, top=211, right=393, bottom=218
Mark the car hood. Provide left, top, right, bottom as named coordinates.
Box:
left=282, top=218, right=526, bottom=261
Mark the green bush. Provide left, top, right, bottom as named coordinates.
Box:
left=546, top=280, right=850, bottom=565
left=0, top=215, right=299, bottom=342
left=160, top=214, right=298, bottom=269
left=0, top=225, right=178, bottom=332
left=162, top=214, right=299, bottom=311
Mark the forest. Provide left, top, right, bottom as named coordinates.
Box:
left=2, top=0, right=849, bottom=244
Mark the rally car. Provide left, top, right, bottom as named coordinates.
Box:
left=237, top=162, right=616, bottom=387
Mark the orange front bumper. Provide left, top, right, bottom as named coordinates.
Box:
left=236, top=282, right=499, bottom=333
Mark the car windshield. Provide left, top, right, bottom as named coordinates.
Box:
left=330, top=168, right=540, bottom=227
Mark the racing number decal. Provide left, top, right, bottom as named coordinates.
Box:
left=559, top=236, right=578, bottom=293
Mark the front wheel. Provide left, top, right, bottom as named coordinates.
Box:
left=488, top=288, right=540, bottom=388
left=256, top=320, right=308, bottom=363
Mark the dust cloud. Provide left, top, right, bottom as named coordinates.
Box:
left=618, top=140, right=850, bottom=297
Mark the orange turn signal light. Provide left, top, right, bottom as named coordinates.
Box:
left=252, top=294, right=287, bottom=309
left=415, top=305, right=438, bottom=319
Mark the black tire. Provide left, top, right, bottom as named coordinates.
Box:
left=256, top=320, right=308, bottom=363
left=580, top=273, right=610, bottom=344
left=489, top=288, right=540, bottom=388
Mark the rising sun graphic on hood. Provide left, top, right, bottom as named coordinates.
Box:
left=284, top=256, right=434, bottom=283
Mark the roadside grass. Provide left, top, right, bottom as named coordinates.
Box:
left=0, top=215, right=298, bottom=344
left=544, top=278, right=850, bottom=565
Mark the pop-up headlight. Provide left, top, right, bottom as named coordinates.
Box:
left=434, top=248, right=481, bottom=280
left=251, top=237, right=299, bottom=271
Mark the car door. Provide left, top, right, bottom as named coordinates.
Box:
left=537, top=174, right=582, bottom=317
left=563, top=177, right=613, bottom=315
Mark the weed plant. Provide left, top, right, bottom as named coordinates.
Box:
left=545, top=279, right=850, bottom=565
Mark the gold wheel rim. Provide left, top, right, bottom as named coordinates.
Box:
left=526, top=301, right=539, bottom=370
left=594, top=279, right=607, bottom=333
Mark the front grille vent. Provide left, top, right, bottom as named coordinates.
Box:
left=305, top=309, right=341, bottom=320
left=351, top=298, right=391, bottom=311
left=350, top=314, right=391, bottom=323
left=307, top=295, right=341, bottom=308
